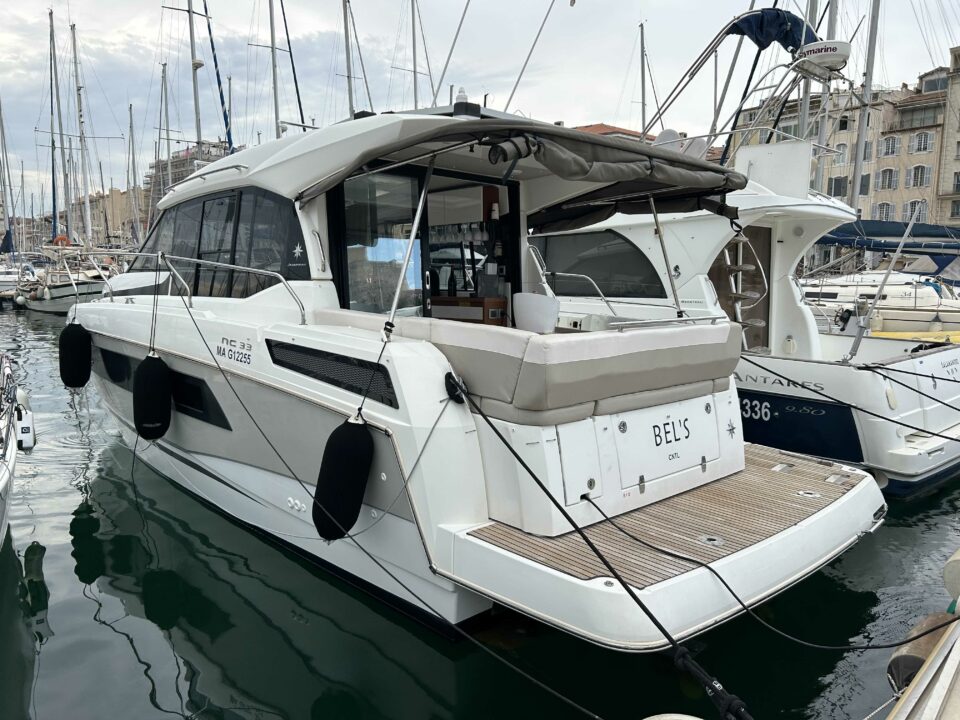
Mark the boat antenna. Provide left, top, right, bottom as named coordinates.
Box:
left=279, top=0, right=306, bottom=131
left=202, top=0, right=235, bottom=151
left=431, top=0, right=470, bottom=107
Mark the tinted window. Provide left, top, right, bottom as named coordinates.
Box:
left=232, top=190, right=309, bottom=298
left=528, top=230, right=667, bottom=299
left=196, top=194, right=237, bottom=297
left=128, top=188, right=307, bottom=299
left=168, top=199, right=203, bottom=291
left=342, top=174, right=423, bottom=314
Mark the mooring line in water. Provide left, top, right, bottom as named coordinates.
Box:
left=742, top=356, right=960, bottom=444
left=450, top=375, right=754, bottom=720
left=168, top=294, right=605, bottom=720
left=583, top=496, right=960, bottom=652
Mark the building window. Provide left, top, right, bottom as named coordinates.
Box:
left=954, top=171, right=960, bottom=193
left=923, top=76, right=948, bottom=92
left=903, top=200, right=928, bottom=223
left=838, top=115, right=850, bottom=131
left=874, top=203, right=894, bottom=221
left=860, top=173, right=870, bottom=196
left=862, top=141, right=873, bottom=161
left=898, top=106, right=942, bottom=130
left=834, top=143, right=847, bottom=164
left=956, top=141, right=960, bottom=159
left=827, top=175, right=849, bottom=198
left=912, top=131, right=932, bottom=153
left=878, top=168, right=898, bottom=190
left=881, top=136, right=900, bottom=156
left=907, top=165, right=932, bottom=188
left=952, top=200, right=960, bottom=218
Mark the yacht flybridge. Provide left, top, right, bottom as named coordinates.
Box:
left=62, top=109, right=885, bottom=650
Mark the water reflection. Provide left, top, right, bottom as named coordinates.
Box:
left=0, top=530, right=52, bottom=720
left=70, top=442, right=553, bottom=720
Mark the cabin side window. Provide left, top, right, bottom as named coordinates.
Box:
left=130, top=187, right=308, bottom=298
left=527, top=230, right=668, bottom=299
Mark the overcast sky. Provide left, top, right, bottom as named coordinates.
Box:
left=0, top=0, right=955, bottom=218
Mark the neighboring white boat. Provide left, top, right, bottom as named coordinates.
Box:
left=0, top=353, right=33, bottom=542
left=801, top=269, right=960, bottom=335
left=20, top=262, right=110, bottom=315
left=67, top=110, right=885, bottom=651
left=552, top=139, right=960, bottom=497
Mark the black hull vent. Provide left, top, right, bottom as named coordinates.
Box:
left=266, top=340, right=399, bottom=409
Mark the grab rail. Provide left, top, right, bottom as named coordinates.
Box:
left=526, top=245, right=619, bottom=317
left=166, top=163, right=249, bottom=192
left=60, top=249, right=307, bottom=325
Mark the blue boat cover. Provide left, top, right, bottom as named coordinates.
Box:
left=0, top=228, right=11, bottom=254
left=728, top=9, right=818, bottom=52
left=819, top=220, right=960, bottom=251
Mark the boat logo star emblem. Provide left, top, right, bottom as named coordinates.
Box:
left=292, top=242, right=304, bottom=259
left=726, top=420, right=736, bottom=438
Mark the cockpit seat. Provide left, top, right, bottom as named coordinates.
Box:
left=310, top=308, right=741, bottom=425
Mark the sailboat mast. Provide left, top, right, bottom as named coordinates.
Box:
left=71, top=23, right=93, bottom=246
left=280, top=0, right=306, bottom=130
left=186, top=0, right=203, bottom=152
left=48, top=35, right=58, bottom=239
left=411, top=0, right=418, bottom=109
left=98, top=161, right=110, bottom=241
left=50, top=11, right=71, bottom=242
left=129, top=104, right=141, bottom=241
left=847, top=0, right=881, bottom=210
left=798, top=0, right=818, bottom=138
left=0, top=95, right=11, bottom=244
left=341, top=0, right=355, bottom=117
left=268, top=0, right=281, bottom=139
left=202, top=0, right=234, bottom=151
left=161, top=63, right=172, bottom=190
left=640, top=22, right=646, bottom=132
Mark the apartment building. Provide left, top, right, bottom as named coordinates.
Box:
left=143, top=141, right=234, bottom=221
left=738, top=52, right=960, bottom=229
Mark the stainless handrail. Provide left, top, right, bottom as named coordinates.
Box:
left=311, top=229, right=327, bottom=272
left=604, top=314, right=726, bottom=330
left=58, top=254, right=81, bottom=306
left=64, top=249, right=307, bottom=325
left=163, top=254, right=306, bottom=325
left=166, top=163, right=249, bottom=192
left=159, top=253, right=194, bottom=308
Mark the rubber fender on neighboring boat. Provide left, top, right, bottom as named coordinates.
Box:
left=15, top=404, right=36, bottom=451
left=58, top=322, right=92, bottom=388
left=887, top=612, right=955, bottom=692
left=313, top=420, right=374, bottom=541
left=133, top=353, right=172, bottom=440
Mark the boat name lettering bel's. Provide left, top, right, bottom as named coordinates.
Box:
left=215, top=337, right=253, bottom=365
left=652, top=418, right=691, bottom=449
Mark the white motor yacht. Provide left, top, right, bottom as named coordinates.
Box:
left=65, top=110, right=885, bottom=651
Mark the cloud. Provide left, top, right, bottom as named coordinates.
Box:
left=0, top=0, right=946, bottom=226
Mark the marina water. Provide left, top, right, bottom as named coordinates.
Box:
left=2, top=308, right=959, bottom=720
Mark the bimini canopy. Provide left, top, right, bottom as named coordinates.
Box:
left=728, top=9, right=818, bottom=53
left=164, top=114, right=747, bottom=232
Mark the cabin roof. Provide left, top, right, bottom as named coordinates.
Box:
left=158, top=113, right=748, bottom=229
